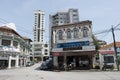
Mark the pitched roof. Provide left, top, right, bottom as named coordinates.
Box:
left=22, top=36, right=32, bottom=42
left=100, top=42, right=120, bottom=49
left=0, top=26, right=21, bottom=37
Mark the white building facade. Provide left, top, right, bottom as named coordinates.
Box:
left=51, top=20, right=96, bottom=70
left=49, top=8, right=79, bottom=26
left=0, top=26, right=32, bottom=69
left=33, top=10, right=45, bottom=62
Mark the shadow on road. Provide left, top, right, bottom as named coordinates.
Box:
left=34, top=67, right=40, bottom=71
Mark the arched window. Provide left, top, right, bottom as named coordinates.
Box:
left=67, top=29, right=72, bottom=39
left=58, top=30, right=63, bottom=40
left=83, top=27, right=89, bottom=37
left=73, top=28, right=79, bottom=38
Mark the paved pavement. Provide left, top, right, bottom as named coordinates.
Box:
left=0, top=62, right=120, bottom=80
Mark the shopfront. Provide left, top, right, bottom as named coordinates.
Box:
left=52, top=50, right=95, bottom=70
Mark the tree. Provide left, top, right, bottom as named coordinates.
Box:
left=92, top=35, right=100, bottom=59
left=117, top=56, right=120, bottom=66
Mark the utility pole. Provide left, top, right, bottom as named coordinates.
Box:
left=111, top=26, right=119, bottom=71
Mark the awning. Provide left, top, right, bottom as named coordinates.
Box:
left=52, top=50, right=95, bottom=56
left=99, top=50, right=115, bottom=54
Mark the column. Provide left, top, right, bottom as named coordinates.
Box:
left=99, top=54, right=104, bottom=70
left=53, top=31, right=55, bottom=43
left=92, top=55, right=96, bottom=69
left=10, top=40, right=13, bottom=46
left=18, top=43, right=20, bottom=52
left=20, top=58, right=22, bottom=67
left=15, top=55, right=19, bottom=67
left=53, top=56, right=58, bottom=67
left=8, top=56, right=12, bottom=68
left=24, top=58, right=26, bottom=67
left=0, top=38, right=1, bottom=45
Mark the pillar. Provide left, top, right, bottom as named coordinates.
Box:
left=15, top=55, right=19, bottom=67
left=24, top=58, right=26, bottom=67
left=53, top=56, right=58, bottom=67
left=8, top=56, right=12, bottom=68
left=10, top=40, right=13, bottom=46
left=0, top=38, right=1, bottom=45
left=92, top=55, right=96, bottom=69
left=99, top=54, right=104, bottom=70
left=20, top=58, right=23, bottom=67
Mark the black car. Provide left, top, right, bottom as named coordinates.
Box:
left=40, top=58, right=53, bottom=70
left=40, top=62, right=48, bottom=70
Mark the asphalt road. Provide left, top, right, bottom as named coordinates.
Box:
left=0, top=62, right=120, bottom=80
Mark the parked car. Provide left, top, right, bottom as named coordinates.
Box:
left=30, top=61, right=35, bottom=65
left=102, top=63, right=114, bottom=70
left=40, top=58, right=53, bottom=70
left=40, top=62, right=48, bottom=70
left=26, top=62, right=31, bottom=67
left=26, top=61, right=34, bottom=67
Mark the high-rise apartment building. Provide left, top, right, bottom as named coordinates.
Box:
left=49, top=8, right=79, bottom=26
left=34, top=10, right=45, bottom=42
left=33, top=10, right=45, bottom=62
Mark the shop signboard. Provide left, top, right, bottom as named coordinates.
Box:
left=57, top=41, right=89, bottom=48
left=52, top=52, right=60, bottom=56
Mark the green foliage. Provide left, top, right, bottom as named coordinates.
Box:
left=92, top=35, right=100, bottom=52
left=117, top=56, right=120, bottom=65
left=92, top=35, right=100, bottom=59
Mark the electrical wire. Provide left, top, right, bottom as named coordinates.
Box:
left=1, top=17, right=120, bottom=42
left=94, top=28, right=111, bottom=35
left=113, top=23, right=120, bottom=29
left=0, top=17, right=33, bottom=35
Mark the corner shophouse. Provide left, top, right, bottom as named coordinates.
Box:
left=0, top=26, right=32, bottom=69
left=51, top=20, right=96, bottom=69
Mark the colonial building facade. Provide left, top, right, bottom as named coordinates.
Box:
left=51, top=20, right=96, bottom=70
left=0, top=26, right=32, bottom=69
left=49, top=8, right=79, bottom=51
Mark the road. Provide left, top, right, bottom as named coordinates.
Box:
left=0, top=62, right=120, bottom=80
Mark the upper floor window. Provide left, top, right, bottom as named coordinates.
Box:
left=73, top=28, right=79, bottom=39
left=44, top=44, right=48, bottom=47
left=44, top=49, right=48, bottom=52
left=2, top=39, right=11, bottom=46
left=58, top=30, right=63, bottom=40
left=83, top=27, right=89, bottom=37
left=67, top=29, right=72, bottom=39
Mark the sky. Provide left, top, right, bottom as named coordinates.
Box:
left=0, top=0, right=120, bottom=44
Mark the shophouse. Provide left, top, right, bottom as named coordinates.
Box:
left=0, top=26, right=32, bottom=69
left=99, top=42, right=120, bottom=70
left=51, top=20, right=96, bottom=70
